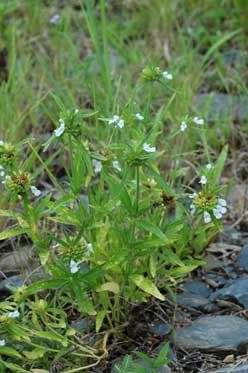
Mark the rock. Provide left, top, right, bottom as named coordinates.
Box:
left=0, top=246, right=35, bottom=275
left=210, top=277, right=248, bottom=309
left=236, top=244, right=248, bottom=272
left=71, top=318, right=89, bottom=333
left=177, top=292, right=210, bottom=310
left=148, top=323, right=172, bottom=336
left=182, top=280, right=212, bottom=298
left=194, top=93, right=248, bottom=123
left=0, top=275, right=23, bottom=292
left=204, top=272, right=228, bottom=288
left=203, top=254, right=224, bottom=271
left=176, top=316, right=248, bottom=352
left=211, top=363, right=248, bottom=373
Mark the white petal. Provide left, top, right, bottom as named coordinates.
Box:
left=162, top=71, right=173, bottom=80
left=92, top=159, right=102, bottom=173
left=112, top=160, right=121, bottom=172
left=136, top=113, right=144, bottom=121
left=0, top=141, right=4, bottom=146
left=203, top=211, right=211, bottom=224
left=193, top=116, right=204, bottom=125
left=213, top=209, right=222, bottom=219
left=143, top=143, right=156, bottom=153
left=8, top=310, right=20, bottom=318
left=0, top=339, right=5, bottom=346
left=180, top=121, right=187, bottom=132
left=30, top=186, right=41, bottom=197
left=70, top=260, right=79, bottom=274
left=218, top=198, right=227, bottom=207
left=117, top=119, right=124, bottom=128
left=189, top=192, right=197, bottom=199
left=206, top=163, right=212, bottom=170
left=86, top=243, right=93, bottom=253
left=50, top=14, right=60, bottom=24
left=54, top=124, right=65, bottom=137
left=199, top=175, right=207, bottom=184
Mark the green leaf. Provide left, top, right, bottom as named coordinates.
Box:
left=0, top=226, right=26, bottom=241
left=23, top=279, right=67, bottom=296
left=212, top=145, right=228, bottom=184
left=0, top=346, right=22, bottom=359
left=130, top=275, right=165, bottom=301
left=149, top=255, right=156, bottom=278
left=72, top=280, right=96, bottom=316
left=136, top=220, right=168, bottom=242
left=35, top=330, right=68, bottom=347
left=23, top=348, right=46, bottom=360
left=145, top=164, right=174, bottom=195
left=96, top=310, right=106, bottom=332
left=1, top=361, right=28, bottom=372
left=96, top=282, right=120, bottom=294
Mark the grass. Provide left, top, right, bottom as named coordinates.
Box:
left=0, top=0, right=247, bottom=371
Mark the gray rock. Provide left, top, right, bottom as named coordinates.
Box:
left=0, top=246, right=35, bottom=274
left=211, top=363, right=248, bottom=373
left=177, top=292, right=210, bottom=310
left=71, top=318, right=89, bottom=333
left=176, top=316, right=248, bottom=352
left=148, top=323, right=172, bottom=336
left=0, top=275, right=23, bottom=292
left=237, top=244, right=248, bottom=272
left=194, top=93, right=248, bottom=123
left=210, top=277, right=248, bottom=309
left=183, top=280, right=212, bottom=298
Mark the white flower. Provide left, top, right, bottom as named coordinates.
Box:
left=112, top=160, right=121, bottom=172
left=0, top=141, right=4, bottom=146
left=74, top=108, right=79, bottom=114
left=162, top=71, right=173, bottom=80
left=54, top=119, right=65, bottom=137
left=0, top=167, right=4, bottom=177
left=143, top=143, right=156, bottom=153
left=30, top=186, right=41, bottom=197
left=190, top=203, right=196, bottom=214
left=86, top=243, right=93, bottom=254
left=203, top=211, right=211, bottom=224
left=189, top=192, right=197, bottom=199
left=136, top=113, right=144, bottom=121
left=108, top=115, right=124, bottom=129
left=117, top=119, right=124, bottom=128
left=199, top=175, right=207, bottom=185
left=218, top=198, right=227, bottom=207
left=193, top=116, right=204, bottom=125
left=50, top=14, right=60, bottom=24
left=2, top=175, right=10, bottom=185
left=206, top=163, right=212, bottom=170
left=0, top=339, right=5, bottom=346
left=180, top=121, right=187, bottom=132
left=92, top=159, right=102, bottom=173
left=8, top=310, right=20, bottom=318
left=213, top=208, right=222, bottom=219
left=70, top=260, right=79, bottom=274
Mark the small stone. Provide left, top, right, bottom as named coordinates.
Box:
left=177, top=292, right=210, bottom=310
left=210, top=277, right=248, bottom=309
left=236, top=244, right=248, bottom=272
left=211, top=363, right=248, bottom=373
left=71, top=318, right=89, bottom=333
left=0, top=275, right=23, bottom=292
left=176, top=316, right=248, bottom=352
left=183, top=280, right=212, bottom=298
left=223, top=355, right=234, bottom=363
left=148, top=323, right=172, bottom=336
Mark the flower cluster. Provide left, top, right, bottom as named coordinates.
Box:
left=108, top=115, right=124, bottom=129
left=141, top=66, right=173, bottom=82
left=190, top=191, right=227, bottom=224
left=180, top=116, right=205, bottom=132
